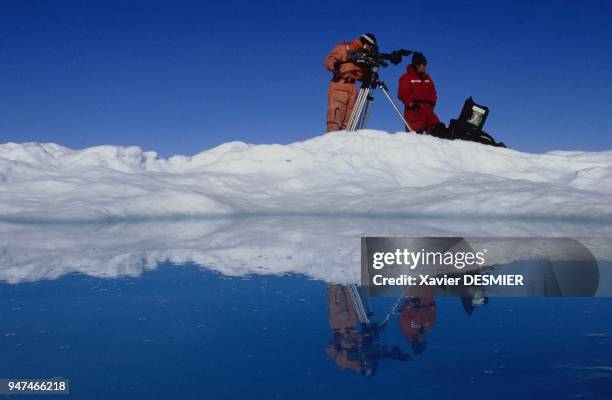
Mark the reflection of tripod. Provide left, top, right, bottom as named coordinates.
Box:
left=346, top=66, right=414, bottom=132
left=343, top=284, right=412, bottom=376
left=348, top=283, right=404, bottom=330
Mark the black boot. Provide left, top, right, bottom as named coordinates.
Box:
left=430, top=122, right=451, bottom=139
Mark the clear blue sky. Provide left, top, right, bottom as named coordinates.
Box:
left=1, top=0, right=611, bottom=156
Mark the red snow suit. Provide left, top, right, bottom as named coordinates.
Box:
left=398, top=65, right=440, bottom=133
left=399, top=296, right=436, bottom=350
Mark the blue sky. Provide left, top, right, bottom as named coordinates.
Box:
left=1, top=0, right=611, bottom=157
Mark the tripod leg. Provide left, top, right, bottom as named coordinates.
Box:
left=346, top=87, right=370, bottom=131
left=349, top=88, right=366, bottom=130
left=351, top=87, right=370, bottom=131
left=345, top=90, right=361, bottom=131
left=349, top=283, right=371, bottom=325
left=358, top=93, right=375, bottom=130
left=379, top=85, right=415, bottom=133
left=345, top=88, right=363, bottom=131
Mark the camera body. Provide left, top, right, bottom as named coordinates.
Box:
left=347, top=46, right=385, bottom=68
left=347, top=46, right=411, bottom=69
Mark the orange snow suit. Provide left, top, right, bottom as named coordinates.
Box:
left=325, top=284, right=363, bottom=374
left=324, top=39, right=366, bottom=132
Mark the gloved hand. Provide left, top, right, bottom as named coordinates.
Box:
left=388, top=51, right=402, bottom=65
left=388, top=49, right=413, bottom=65
left=333, top=61, right=342, bottom=71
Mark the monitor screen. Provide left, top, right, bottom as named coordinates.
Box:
left=467, top=105, right=487, bottom=128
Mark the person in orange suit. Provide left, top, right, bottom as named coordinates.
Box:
left=324, top=33, right=377, bottom=132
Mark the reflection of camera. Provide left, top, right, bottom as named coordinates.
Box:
left=348, top=46, right=412, bottom=68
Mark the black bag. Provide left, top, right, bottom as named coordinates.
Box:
left=458, top=96, right=489, bottom=131
left=431, top=97, right=506, bottom=147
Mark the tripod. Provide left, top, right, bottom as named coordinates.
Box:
left=345, top=67, right=414, bottom=133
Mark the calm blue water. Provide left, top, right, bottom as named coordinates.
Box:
left=1, top=263, right=611, bottom=399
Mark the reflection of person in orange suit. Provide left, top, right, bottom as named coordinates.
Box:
left=325, top=284, right=369, bottom=375
left=399, top=288, right=437, bottom=355
left=325, top=284, right=411, bottom=376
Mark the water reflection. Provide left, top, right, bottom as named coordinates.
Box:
left=1, top=218, right=611, bottom=285
left=326, top=284, right=411, bottom=376
left=1, top=261, right=611, bottom=399
left=399, top=294, right=437, bottom=355
left=326, top=283, right=490, bottom=375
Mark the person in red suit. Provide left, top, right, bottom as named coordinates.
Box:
left=398, top=52, right=440, bottom=133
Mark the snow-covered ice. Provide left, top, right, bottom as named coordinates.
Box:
left=1, top=130, right=611, bottom=220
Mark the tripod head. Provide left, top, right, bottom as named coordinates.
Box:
left=344, top=47, right=415, bottom=132
left=346, top=321, right=412, bottom=376
left=347, top=46, right=412, bottom=69
left=347, top=46, right=412, bottom=88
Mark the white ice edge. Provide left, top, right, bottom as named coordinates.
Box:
left=1, top=130, right=611, bottom=220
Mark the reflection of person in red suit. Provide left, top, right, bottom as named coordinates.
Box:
left=398, top=52, right=440, bottom=133
left=399, top=296, right=437, bottom=355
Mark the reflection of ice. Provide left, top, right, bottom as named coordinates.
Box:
left=1, top=216, right=611, bottom=285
